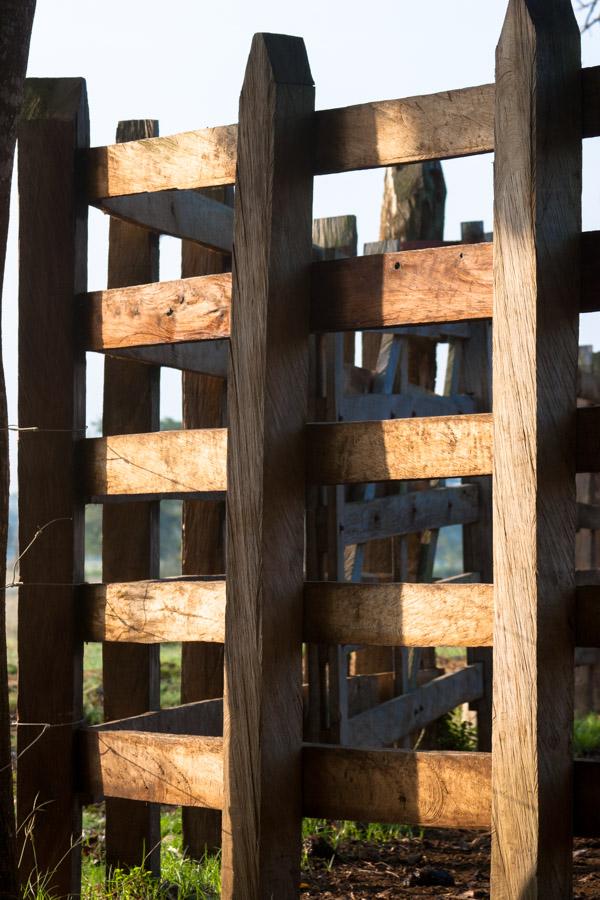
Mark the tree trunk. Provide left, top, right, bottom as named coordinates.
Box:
left=0, top=3, right=37, bottom=896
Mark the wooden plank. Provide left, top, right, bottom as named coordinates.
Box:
left=582, top=64, right=600, bottom=140
left=303, top=581, right=493, bottom=647
left=302, top=746, right=491, bottom=828
left=311, top=242, right=493, bottom=332
left=180, top=192, right=231, bottom=859
left=307, top=413, right=492, bottom=484
left=82, top=428, right=227, bottom=498
left=98, top=188, right=234, bottom=251
left=340, top=386, right=477, bottom=421
left=102, top=119, right=161, bottom=874
left=491, top=2, right=581, bottom=895
left=345, top=665, right=483, bottom=748
left=577, top=406, right=600, bottom=472
left=80, top=578, right=226, bottom=643
left=79, top=731, right=223, bottom=809
left=82, top=273, right=231, bottom=350
left=222, top=34, right=314, bottom=899
left=89, top=697, right=223, bottom=736
left=105, top=340, right=229, bottom=376
left=574, top=759, right=600, bottom=837
left=17, top=78, right=88, bottom=895
left=87, top=123, right=238, bottom=198
left=577, top=501, right=600, bottom=530
left=342, top=484, right=479, bottom=545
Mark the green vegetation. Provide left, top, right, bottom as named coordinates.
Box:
left=574, top=712, right=600, bottom=756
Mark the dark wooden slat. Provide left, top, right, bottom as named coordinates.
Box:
left=17, top=78, right=88, bottom=895
left=345, top=665, right=483, bottom=748
left=105, top=340, right=229, bottom=377
left=98, top=189, right=233, bottom=251
left=221, top=34, right=314, bottom=899
left=491, top=2, right=580, bottom=894
left=307, top=413, right=493, bottom=484
left=342, top=484, right=479, bottom=545
left=340, top=386, right=476, bottom=421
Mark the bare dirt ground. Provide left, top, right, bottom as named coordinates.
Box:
left=300, top=830, right=600, bottom=898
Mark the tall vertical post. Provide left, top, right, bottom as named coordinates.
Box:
left=102, top=120, right=161, bottom=874
left=492, top=1, right=581, bottom=896
left=222, top=33, right=314, bottom=898
left=180, top=189, right=232, bottom=857
left=17, top=78, right=88, bottom=895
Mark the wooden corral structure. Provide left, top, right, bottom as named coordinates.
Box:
left=14, top=0, right=600, bottom=896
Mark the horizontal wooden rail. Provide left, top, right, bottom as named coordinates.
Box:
left=303, top=581, right=493, bottom=646
left=86, top=66, right=600, bottom=199
left=87, top=697, right=223, bottom=735
left=79, top=578, right=225, bottom=643
left=82, top=428, right=227, bottom=498
left=303, top=747, right=600, bottom=834
left=97, top=189, right=233, bottom=252
left=81, top=231, right=600, bottom=353
left=82, top=274, right=230, bottom=351
left=341, top=386, right=477, bottom=421
left=345, top=665, right=483, bottom=748
left=303, top=746, right=491, bottom=828
left=342, top=483, right=479, bottom=545
left=79, top=730, right=224, bottom=808
left=106, top=341, right=229, bottom=377
left=305, top=581, right=600, bottom=649
left=307, top=413, right=493, bottom=483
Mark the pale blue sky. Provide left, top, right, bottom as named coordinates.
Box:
left=4, top=0, right=600, bottom=479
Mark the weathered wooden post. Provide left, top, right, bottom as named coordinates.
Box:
left=102, top=119, right=161, bottom=874
left=17, top=78, right=88, bottom=895
left=492, top=0, right=581, bottom=895
left=222, top=33, right=314, bottom=898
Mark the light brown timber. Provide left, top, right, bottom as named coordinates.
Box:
left=302, top=746, right=492, bottom=828
left=17, top=78, right=88, bottom=895
left=303, top=581, right=493, bottom=647
left=307, top=413, right=492, bottom=484
left=80, top=579, right=226, bottom=643
left=79, top=731, right=223, bottom=809
left=491, top=2, right=581, bottom=895
left=82, top=428, right=227, bottom=498
left=221, top=34, right=314, bottom=898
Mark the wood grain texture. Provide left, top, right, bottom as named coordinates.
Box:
left=102, top=118, right=161, bottom=876
left=87, top=123, right=238, bottom=198
left=342, top=484, right=479, bottom=545
left=98, top=188, right=234, bottom=251
left=491, top=2, right=581, bottom=896
left=83, top=273, right=231, bottom=350
left=307, top=413, right=492, bottom=484
left=311, top=242, right=492, bottom=332
left=303, top=582, right=493, bottom=647
left=345, top=665, right=483, bottom=747
left=17, top=78, right=88, bottom=895
left=221, top=34, right=314, bottom=899
left=180, top=193, right=231, bottom=859
left=79, top=731, right=224, bottom=809
left=82, top=428, right=227, bottom=498
left=302, top=746, right=492, bottom=828
left=80, top=579, right=226, bottom=643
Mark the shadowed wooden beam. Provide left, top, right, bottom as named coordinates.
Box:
left=79, top=579, right=226, bottom=643
left=303, top=582, right=494, bottom=646
left=302, top=746, right=492, bottom=828
left=345, top=665, right=483, bottom=748
left=106, top=341, right=229, bottom=377
left=342, top=484, right=479, bottom=545
left=306, top=413, right=493, bottom=484
left=82, top=429, right=227, bottom=498
left=97, top=189, right=234, bottom=251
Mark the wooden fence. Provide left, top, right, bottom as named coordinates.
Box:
left=15, top=1, right=600, bottom=896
